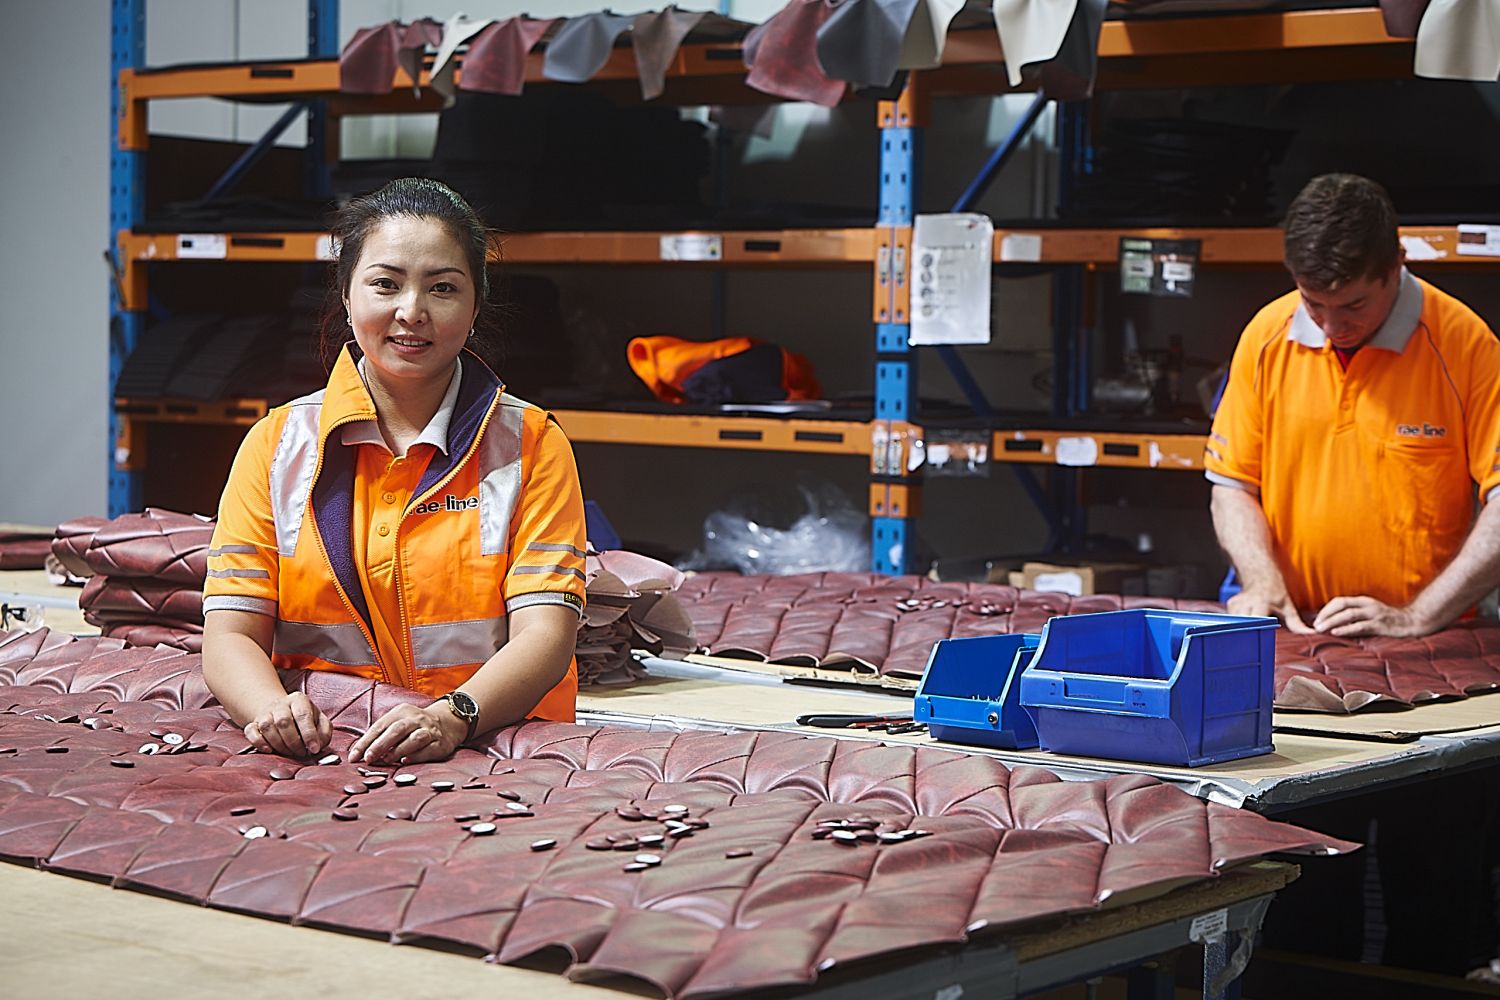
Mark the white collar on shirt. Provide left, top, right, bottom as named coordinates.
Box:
left=1287, top=267, right=1424, bottom=353
left=340, top=356, right=463, bottom=455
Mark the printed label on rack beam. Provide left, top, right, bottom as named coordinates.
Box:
left=660, top=234, right=723, bottom=261
left=176, top=234, right=227, bottom=259
left=998, top=233, right=1042, bottom=262
left=316, top=235, right=339, bottom=261
left=1457, top=224, right=1500, bottom=257
left=1400, top=234, right=1446, bottom=260
left=1189, top=908, right=1229, bottom=944
left=1054, top=436, right=1098, bottom=467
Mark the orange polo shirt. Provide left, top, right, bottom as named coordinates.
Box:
left=1206, top=272, right=1500, bottom=611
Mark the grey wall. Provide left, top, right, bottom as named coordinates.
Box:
left=0, top=1, right=110, bottom=525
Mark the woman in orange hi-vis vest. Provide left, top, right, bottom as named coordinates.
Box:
left=201, top=179, right=587, bottom=765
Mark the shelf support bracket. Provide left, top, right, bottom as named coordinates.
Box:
left=204, top=101, right=312, bottom=202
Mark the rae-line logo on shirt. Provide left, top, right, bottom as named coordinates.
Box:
left=412, top=493, right=479, bottom=515
left=1396, top=423, right=1447, bottom=439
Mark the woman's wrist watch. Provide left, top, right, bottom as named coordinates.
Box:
left=436, top=690, right=480, bottom=742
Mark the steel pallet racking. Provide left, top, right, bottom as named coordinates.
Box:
left=109, top=3, right=1498, bottom=569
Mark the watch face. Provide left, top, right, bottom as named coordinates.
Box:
left=450, top=690, right=479, bottom=721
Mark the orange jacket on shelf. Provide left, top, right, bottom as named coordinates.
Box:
left=627, top=335, right=822, bottom=404
left=204, top=345, right=586, bottom=721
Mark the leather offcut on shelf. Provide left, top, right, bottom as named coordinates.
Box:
left=0, top=625, right=1354, bottom=998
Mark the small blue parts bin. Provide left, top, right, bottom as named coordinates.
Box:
left=913, top=633, right=1042, bottom=750
left=1018, top=609, right=1278, bottom=767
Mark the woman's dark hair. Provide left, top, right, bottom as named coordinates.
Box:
left=1282, top=174, right=1401, bottom=292
left=318, top=177, right=501, bottom=371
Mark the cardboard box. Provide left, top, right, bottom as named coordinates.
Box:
left=1006, top=561, right=1147, bottom=597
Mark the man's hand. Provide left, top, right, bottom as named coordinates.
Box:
left=244, top=692, right=332, bottom=758
left=348, top=703, right=466, bottom=765
left=1227, top=588, right=1315, bottom=633
left=1312, top=596, right=1436, bottom=638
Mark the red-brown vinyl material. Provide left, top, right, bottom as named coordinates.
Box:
left=677, top=573, right=1500, bottom=714
left=0, top=626, right=1356, bottom=998
left=73, top=508, right=214, bottom=584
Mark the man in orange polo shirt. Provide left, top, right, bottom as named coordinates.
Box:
left=1207, top=173, right=1500, bottom=638
left=1206, top=173, right=1500, bottom=977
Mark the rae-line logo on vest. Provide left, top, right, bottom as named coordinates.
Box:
left=412, top=494, right=480, bottom=515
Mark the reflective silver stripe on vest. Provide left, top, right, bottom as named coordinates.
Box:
left=268, top=391, right=326, bottom=557
left=206, top=567, right=270, bottom=579
left=204, top=595, right=277, bottom=617
left=476, top=398, right=527, bottom=556
left=208, top=545, right=259, bottom=557
left=512, top=564, right=586, bottom=581
left=274, top=619, right=378, bottom=668
left=411, top=617, right=509, bottom=669
left=527, top=542, right=587, bottom=559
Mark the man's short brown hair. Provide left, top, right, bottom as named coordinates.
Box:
left=1283, top=174, right=1400, bottom=291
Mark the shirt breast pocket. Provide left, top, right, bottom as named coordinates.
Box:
left=1378, top=439, right=1462, bottom=531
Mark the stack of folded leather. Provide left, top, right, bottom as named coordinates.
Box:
left=579, top=549, right=696, bottom=686
left=0, top=530, right=54, bottom=570
left=51, top=509, right=213, bottom=653
left=51, top=509, right=691, bottom=678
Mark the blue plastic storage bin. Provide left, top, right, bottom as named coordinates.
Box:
left=913, top=633, right=1042, bottom=749
left=1018, top=609, right=1278, bottom=767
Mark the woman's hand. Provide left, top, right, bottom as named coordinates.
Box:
left=348, top=702, right=467, bottom=765
left=244, top=691, right=332, bottom=758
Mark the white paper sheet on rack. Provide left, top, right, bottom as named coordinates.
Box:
left=909, top=213, right=994, bottom=346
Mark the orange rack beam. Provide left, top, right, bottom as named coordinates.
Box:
left=114, top=397, right=269, bottom=427
left=990, top=226, right=1500, bottom=267
left=119, top=7, right=1409, bottom=147
left=993, top=429, right=1206, bottom=471
left=114, top=229, right=876, bottom=310
left=551, top=410, right=872, bottom=455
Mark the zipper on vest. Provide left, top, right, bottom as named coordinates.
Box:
left=310, top=415, right=391, bottom=686
left=398, top=392, right=503, bottom=676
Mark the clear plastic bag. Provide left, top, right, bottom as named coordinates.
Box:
left=680, top=483, right=869, bottom=575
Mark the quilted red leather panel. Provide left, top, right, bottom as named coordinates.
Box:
left=1274, top=623, right=1500, bottom=711
left=678, top=573, right=1500, bottom=714
left=678, top=573, right=1221, bottom=678
left=71, top=508, right=214, bottom=584
left=48, top=517, right=107, bottom=579
left=46, top=509, right=209, bottom=651
left=0, top=626, right=1354, bottom=997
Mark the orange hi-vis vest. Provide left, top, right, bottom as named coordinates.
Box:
left=204, top=345, right=586, bottom=721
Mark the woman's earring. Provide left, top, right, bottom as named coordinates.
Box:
left=468, top=328, right=476, bottom=339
